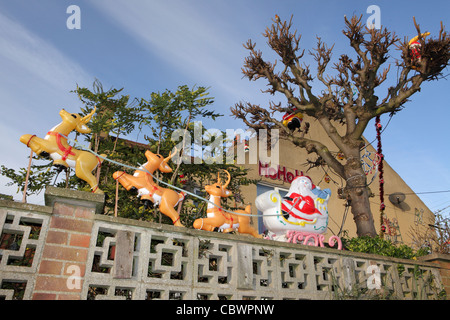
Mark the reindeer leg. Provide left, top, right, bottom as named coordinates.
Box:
left=236, top=212, right=262, bottom=238
left=76, top=168, right=101, bottom=193
left=238, top=224, right=263, bottom=238
left=159, top=197, right=184, bottom=227
left=193, top=218, right=216, bottom=231
left=76, top=152, right=103, bottom=194
left=113, top=171, right=134, bottom=190
left=20, top=135, right=48, bottom=156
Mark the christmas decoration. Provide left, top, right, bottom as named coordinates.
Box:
left=409, top=32, right=430, bottom=68
left=282, top=108, right=303, bottom=131
left=193, top=170, right=261, bottom=238
left=19, top=107, right=106, bottom=193
left=113, top=149, right=185, bottom=227
left=375, top=116, right=386, bottom=237
left=179, top=174, right=187, bottom=185
left=255, top=174, right=341, bottom=249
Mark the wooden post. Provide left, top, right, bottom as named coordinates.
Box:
left=236, top=244, right=253, bottom=290
left=22, top=149, right=33, bottom=203
left=177, top=199, right=184, bottom=214
left=114, top=178, right=119, bottom=217
left=65, top=168, right=70, bottom=188
left=113, top=230, right=135, bottom=279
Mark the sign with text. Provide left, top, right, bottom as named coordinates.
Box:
left=258, top=161, right=303, bottom=184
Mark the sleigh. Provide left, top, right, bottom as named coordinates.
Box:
left=255, top=175, right=342, bottom=249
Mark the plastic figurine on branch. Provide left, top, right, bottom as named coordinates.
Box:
left=19, top=107, right=106, bottom=194
left=408, top=32, right=431, bottom=69
left=282, top=108, right=303, bottom=131
left=193, top=170, right=262, bottom=238
left=256, top=174, right=342, bottom=249
left=113, top=149, right=185, bottom=227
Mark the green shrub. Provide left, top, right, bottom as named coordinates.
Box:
left=342, top=236, right=429, bottom=260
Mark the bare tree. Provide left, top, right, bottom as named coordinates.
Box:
left=231, top=15, right=450, bottom=237
left=409, top=210, right=450, bottom=254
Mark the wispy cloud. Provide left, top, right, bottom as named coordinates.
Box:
left=0, top=15, right=89, bottom=92
left=0, top=11, right=93, bottom=125
left=0, top=11, right=93, bottom=203
left=91, top=0, right=258, bottom=102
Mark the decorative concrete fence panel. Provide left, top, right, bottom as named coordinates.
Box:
left=0, top=204, right=52, bottom=300
left=83, top=216, right=444, bottom=300
left=0, top=187, right=448, bottom=300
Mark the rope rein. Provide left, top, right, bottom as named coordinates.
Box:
left=57, top=133, right=283, bottom=218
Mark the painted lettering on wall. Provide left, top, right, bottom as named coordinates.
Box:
left=258, top=161, right=302, bottom=183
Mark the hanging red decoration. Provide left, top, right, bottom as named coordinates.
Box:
left=375, top=115, right=386, bottom=236
left=179, top=174, right=187, bottom=185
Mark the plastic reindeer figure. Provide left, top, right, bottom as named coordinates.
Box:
left=20, top=107, right=106, bottom=193
left=113, top=149, right=185, bottom=227
left=193, top=170, right=261, bottom=238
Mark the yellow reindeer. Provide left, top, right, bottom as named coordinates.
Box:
left=20, top=107, right=106, bottom=193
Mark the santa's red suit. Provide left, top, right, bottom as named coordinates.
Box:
left=281, top=192, right=321, bottom=220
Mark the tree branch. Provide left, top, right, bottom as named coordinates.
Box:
left=236, top=13, right=450, bottom=182
left=286, top=134, right=345, bottom=177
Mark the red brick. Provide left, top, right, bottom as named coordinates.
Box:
left=32, top=293, right=57, bottom=300
left=58, top=294, right=81, bottom=300
left=42, top=244, right=88, bottom=262
left=53, top=202, right=75, bottom=217
left=50, top=216, right=93, bottom=233
left=442, top=276, right=450, bottom=286
left=74, top=207, right=95, bottom=220
left=34, top=276, right=82, bottom=293
left=39, top=260, right=63, bottom=275
left=69, top=234, right=91, bottom=248
left=45, top=230, right=68, bottom=245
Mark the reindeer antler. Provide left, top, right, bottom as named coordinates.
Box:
left=222, top=170, right=231, bottom=188
left=215, top=170, right=231, bottom=188
left=163, top=147, right=178, bottom=163
left=217, top=172, right=221, bottom=184
left=81, top=106, right=96, bottom=124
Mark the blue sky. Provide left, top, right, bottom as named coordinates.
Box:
left=0, top=0, right=449, bottom=216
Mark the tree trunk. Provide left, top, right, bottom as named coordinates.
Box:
left=344, top=153, right=377, bottom=237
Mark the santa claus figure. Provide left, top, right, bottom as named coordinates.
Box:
left=282, top=108, right=303, bottom=131
left=256, top=174, right=332, bottom=240
left=281, top=175, right=331, bottom=222
left=408, top=32, right=430, bottom=68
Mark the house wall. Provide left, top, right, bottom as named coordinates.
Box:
left=233, top=116, right=435, bottom=247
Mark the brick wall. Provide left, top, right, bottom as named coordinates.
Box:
left=30, top=187, right=103, bottom=300
left=32, top=203, right=94, bottom=299
left=419, top=253, right=450, bottom=296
